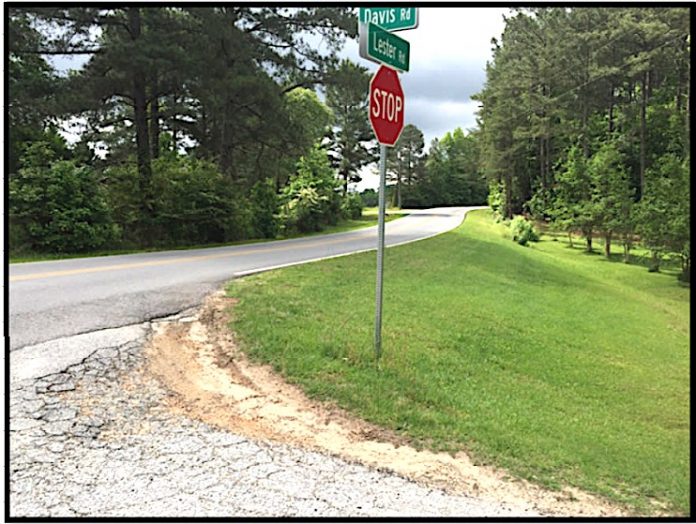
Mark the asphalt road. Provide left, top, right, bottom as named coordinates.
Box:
left=9, top=207, right=477, bottom=351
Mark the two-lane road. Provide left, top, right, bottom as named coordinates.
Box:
left=9, top=207, right=479, bottom=350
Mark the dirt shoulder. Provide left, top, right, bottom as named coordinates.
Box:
left=145, top=290, right=631, bottom=517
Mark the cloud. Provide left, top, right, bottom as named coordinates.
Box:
left=344, top=6, right=506, bottom=151
left=401, top=67, right=486, bottom=104
left=407, top=7, right=508, bottom=66
left=406, top=98, right=480, bottom=146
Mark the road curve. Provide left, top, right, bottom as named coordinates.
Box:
left=9, top=207, right=481, bottom=350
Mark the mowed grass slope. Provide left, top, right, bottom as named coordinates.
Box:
left=227, top=209, right=690, bottom=514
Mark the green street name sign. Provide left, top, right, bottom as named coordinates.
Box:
left=359, top=22, right=410, bottom=72
left=359, top=7, right=419, bottom=32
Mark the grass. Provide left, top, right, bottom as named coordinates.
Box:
left=227, top=209, right=690, bottom=515
left=9, top=210, right=407, bottom=264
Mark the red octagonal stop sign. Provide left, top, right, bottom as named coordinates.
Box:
left=369, top=65, right=404, bottom=146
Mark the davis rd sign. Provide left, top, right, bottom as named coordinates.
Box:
left=359, top=7, right=419, bottom=32
left=369, top=65, right=405, bottom=146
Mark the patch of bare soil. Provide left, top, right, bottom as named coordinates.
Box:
left=145, top=290, right=632, bottom=517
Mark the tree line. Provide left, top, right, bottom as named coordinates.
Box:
left=474, top=7, right=690, bottom=279
left=8, top=7, right=375, bottom=253
left=363, top=125, right=487, bottom=209
left=11, top=6, right=686, bottom=281
left=8, top=6, right=488, bottom=256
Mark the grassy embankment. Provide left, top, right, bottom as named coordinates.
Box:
left=9, top=208, right=406, bottom=263
left=227, top=209, right=690, bottom=515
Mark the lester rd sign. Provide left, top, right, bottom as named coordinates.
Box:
left=369, top=65, right=405, bottom=146
left=359, top=22, right=410, bottom=72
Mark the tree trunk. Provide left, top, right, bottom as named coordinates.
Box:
left=686, top=57, right=691, bottom=157
left=171, top=97, right=178, bottom=152
left=604, top=232, right=612, bottom=258
left=396, top=177, right=402, bottom=208
left=581, top=102, right=589, bottom=158
left=639, top=70, right=649, bottom=199
left=128, top=8, right=153, bottom=222
left=608, top=84, right=615, bottom=135
left=584, top=229, right=593, bottom=252
left=150, top=71, right=160, bottom=159
left=504, top=176, right=513, bottom=219
left=581, top=42, right=590, bottom=159
left=649, top=251, right=660, bottom=272
left=568, top=231, right=574, bottom=248
left=681, top=256, right=690, bottom=282
left=546, top=130, right=552, bottom=190
left=622, top=234, right=631, bottom=263
left=539, top=137, right=545, bottom=189
left=219, top=100, right=233, bottom=176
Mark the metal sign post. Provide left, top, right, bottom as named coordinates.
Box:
left=361, top=9, right=415, bottom=362
left=369, top=66, right=405, bottom=361
left=374, top=144, right=388, bottom=360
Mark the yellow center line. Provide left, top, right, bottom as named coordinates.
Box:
left=9, top=217, right=431, bottom=283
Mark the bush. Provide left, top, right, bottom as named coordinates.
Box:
left=526, top=188, right=553, bottom=221
left=9, top=143, right=118, bottom=253
left=281, top=144, right=341, bottom=233
left=360, top=188, right=378, bottom=207
left=250, top=179, right=280, bottom=239
left=510, top=215, right=539, bottom=246
left=342, top=192, right=363, bottom=220
left=150, top=155, right=253, bottom=245
left=102, top=162, right=141, bottom=246
left=488, top=181, right=504, bottom=221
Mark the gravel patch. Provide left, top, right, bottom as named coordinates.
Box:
left=9, top=319, right=538, bottom=518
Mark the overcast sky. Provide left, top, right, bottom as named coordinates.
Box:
left=348, top=7, right=508, bottom=145
left=345, top=7, right=509, bottom=190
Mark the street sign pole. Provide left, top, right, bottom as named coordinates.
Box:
left=374, top=143, right=387, bottom=361
left=361, top=7, right=415, bottom=362
left=369, top=66, right=405, bottom=362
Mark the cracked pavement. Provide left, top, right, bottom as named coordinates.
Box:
left=9, top=315, right=539, bottom=518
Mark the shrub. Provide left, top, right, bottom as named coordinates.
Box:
left=250, top=179, right=280, bottom=239
left=9, top=143, right=118, bottom=253
left=526, top=188, right=553, bottom=221
left=151, top=155, right=253, bottom=245
left=488, top=181, right=504, bottom=221
left=510, top=215, right=539, bottom=246
left=360, top=188, right=378, bottom=207
left=281, top=144, right=341, bottom=233
left=102, top=162, right=141, bottom=246
left=342, top=192, right=363, bottom=220
left=282, top=186, right=328, bottom=233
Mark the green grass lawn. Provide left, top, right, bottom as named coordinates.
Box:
left=9, top=211, right=406, bottom=264
left=227, top=209, right=690, bottom=515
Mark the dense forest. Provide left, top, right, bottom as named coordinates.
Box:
left=475, top=7, right=690, bottom=278
left=7, top=7, right=690, bottom=283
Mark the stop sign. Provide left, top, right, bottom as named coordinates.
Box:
left=369, top=65, right=404, bottom=146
